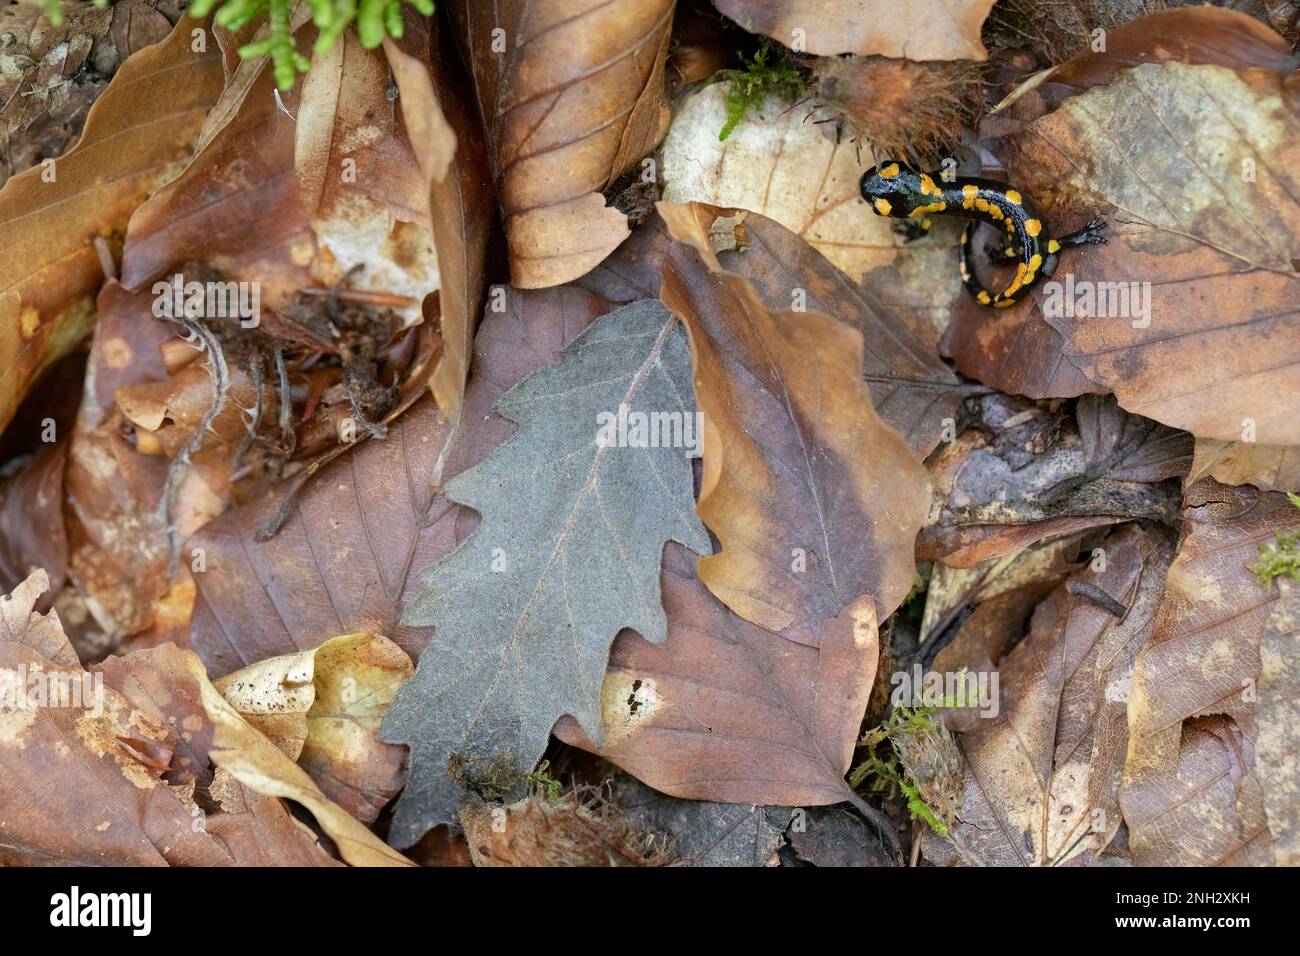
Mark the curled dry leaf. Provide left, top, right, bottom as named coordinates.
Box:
left=0, top=571, right=338, bottom=866
left=185, top=651, right=414, bottom=866
left=1121, top=479, right=1300, bottom=866
left=213, top=632, right=414, bottom=824
left=962, top=56, right=1300, bottom=445
left=657, top=202, right=929, bottom=635
left=450, top=0, right=675, bottom=288
left=925, top=523, right=1177, bottom=866
left=384, top=11, right=495, bottom=418
left=711, top=0, right=996, bottom=61
left=659, top=84, right=962, bottom=336
left=0, top=15, right=223, bottom=435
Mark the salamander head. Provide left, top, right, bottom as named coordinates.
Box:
left=859, top=161, right=935, bottom=218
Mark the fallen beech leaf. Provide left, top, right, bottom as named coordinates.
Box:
left=385, top=13, right=494, bottom=417
left=450, top=0, right=674, bottom=288
left=187, top=397, right=452, bottom=674
left=925, top=524, right=1177, bottom=866
left=1258, top=579, right=1300, bottom=865
left=185, top=651, right=414, bottom=866
left=120, top=18, right=316, bottom=309
left=712, top=0, right=995, bottom=60
left=582, top=207, right=964, bottom=457
left=213, top=632, right=413, bottom=823
left=381, top=300, right=710, bottom=845
left=1188, top=439, right=1300, bottom=493
left=784, top=806, right=896, bottom=867
left=0, top=15, right=223, bottom=434
left=660, top=84, right=962, bottom=335
left=974, top=61, right=1300, bottom=444
left=556, top=544, right=881, bottom=808
left=295, top=29, right=436, bottom=319
left=0, top=572, right=336, bottom=866
left=658, top=202, right=929, bottom=635
left=1121, top=479, right=1300, bottom=865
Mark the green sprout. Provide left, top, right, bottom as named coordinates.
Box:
left=28, top=0, right=434, bottom=90
left=1246, top=492, right=1300, bottom=588
left=526, top=759, right=564, bottom=801
left=715, top=38, right=805, bottom=141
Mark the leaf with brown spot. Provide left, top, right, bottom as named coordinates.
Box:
left=924, top=523, right=1177, bottom=866
left=1120, top=479, right=1299, bottom=866
left=0, top=16, right=223, bottom=434
left=660, top=84, right=962, bottom=337
left=711, top=0, right=996, bottom=61
left=657, top=201, right=929, bottom=636
left=449, top=0, right=675, bottom=288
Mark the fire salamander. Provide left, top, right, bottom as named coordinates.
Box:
left=859, top=161, right=1108, bottom=308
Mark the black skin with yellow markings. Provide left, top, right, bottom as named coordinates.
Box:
left=859, top=160, right=1108, bottom=308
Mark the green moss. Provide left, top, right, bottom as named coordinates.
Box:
left=849, top=705, right=948, bottom=836
left=526, top=759, right=563, bottom=801
left=28, top=0, right=433, bottom=90
left=1247, top=493, right=1300, bottom=588
left=715, top=39, right=805, bottom=141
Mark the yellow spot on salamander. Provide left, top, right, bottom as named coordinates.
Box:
left=1006, top=218, right=1016, bottom=232
left=977, top=290, right=992, bottom=305
left=878, top=163, right=900, bottom=179
left=1025, top=218, right=1042, bottom=237
left=920, top=174, right=942, bottom=197
left=1005, top=190, right=1022, bottom=205
left=873, top=198, right=892, bottom=216
left=961, top=184, right=978, bottom=208
left=921, top=218, right=932, bottom=230
left=989, top=205, right=1004, bottom=221
left=995, top=297, right=1018, bottom=308
left=1048, top=238, right=1061, bottom=253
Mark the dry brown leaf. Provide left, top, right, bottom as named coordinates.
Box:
left=925, top=524, right=1176, bottom=866
left=385, top=12, right=495, bottom=417
left=185, top=651, right=414, bottom=866
left=711, top=0, right=996, bottom=60
left=120, top=20, right=316, bottom=309
left=657, top=201, right=929, bottom=635
left=187, top=397, right=452, bottom=674
left=965, top=61, right=1300, bottom=445
left=1120, top=479, right=1299, bottom=866
left=1188, top=439, right=1300, bottom=493
left=660, top=84, right=962, bottom=337
left=0, top=15, right=223, bottom=434
left=459, top=790, right=661, bottom=867
left=450, top=0, right=674, bottom=288
left=0, top=572, right=337, bottom=866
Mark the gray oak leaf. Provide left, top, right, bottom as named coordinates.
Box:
left=380, top=299, right=711, bottom=846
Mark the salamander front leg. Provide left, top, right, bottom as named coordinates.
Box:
left=1059, top=217, right=1109, bottom=247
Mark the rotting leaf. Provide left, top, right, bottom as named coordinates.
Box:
left=449, top=0, right=675, bottom=289
left=657, top=201, right=929, bottom=636
left=1120, top=479, right=1300, bottom=866
left=380, top=299, right=711, bottom=846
